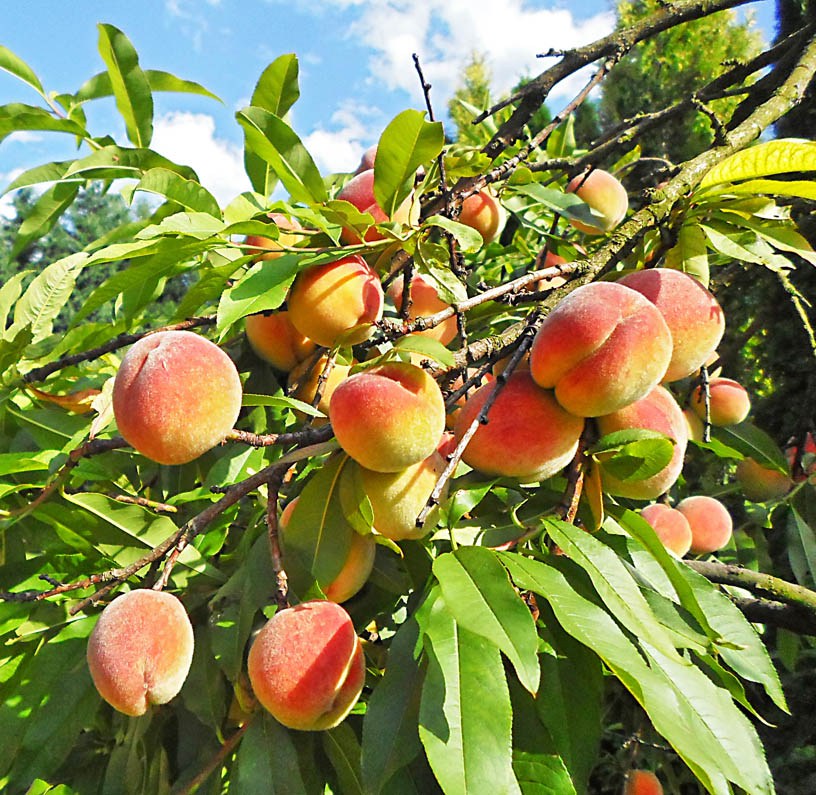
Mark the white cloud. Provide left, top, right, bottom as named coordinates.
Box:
left=5, top=131, right=43, bottom=145
left=165, top=0, right=221, bottom=51
left=0, top=169, right=24, bottom=220
left=151, top=112, right=250, bottom=204
left=302, top=101, right=383, bottom=174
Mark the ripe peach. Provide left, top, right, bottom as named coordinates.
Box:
left=245, top=311, right=317, bottom=371
left=624, top=769, right=663, bottom=795
left=287, top=255, right=384, bottom=348
left=566, top=168, right=628, bottom=235
left=735, top=458, right=791, bottom=502
left=288, top=354, right=352, bottom=422
left=453, top=371, right=584, bottom=482
left=459, top=190, right=506, bottom=245
left=87, top=589, right=194, bottom=717
left=356, top=451, right=448, bottom=540
left=618, top=268, right=725, bottom=382
left=113, top=330, right=243, bottom=465
left=596, top=385, right=688, bottom=500
left=691, top=377, right=751, bottom=426
left=330, top=362, right=446, bottom=473
left=337, top=169, right=419, bottom=243
left=676, top=495, right=733, bottom=554
left=529, top=282, right=673, bottom=417
left=280, top=498, right=375, bottom=602
left=639, top=503, right=692, bottom=557
left=245, top=213, right=304, bottom=260
left=388, top=273, right=458, bottom=345
left=354, top=144, right=377, bottom=174
left=247, top=600, right=365, bottom=731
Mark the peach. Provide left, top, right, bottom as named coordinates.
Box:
left=624, top=770, right=663, bottom=795
left=596, top=385, right=688, bottom=500
left=618, top=268, right=725, bottom=382
left=330, top=362, right=446, bottom=473
left=288, top=354, right=352, bottom=423
left=247, top=600, right=365, bottom=731
left=453, top=371, right=584, bottom=482
left=388, top=273, right=458, bottom=345
left=113, top=330, right=243, bottom=465
left=529, top=282, right=673, bottom=417
left=459, top=190, right=506, bottom=245
left=280, top=498, right=375, bottom=602
left=337, top=169, right=419, bottom=243
left=566, top=168, right=628, bottom=235
left=735, top=458, right=791, bottom=502
left=639, top=503, right=692, bottom=557
left=356, top=451, right=448, bottom=541
left=245, top=213, right=304, bottom=261
left=676, top=495, right=733, bottom=554
left=354, top=144, right=377, bottom=174
left=287, top=255, right=384, bottom=348
left=87, top=590, right=194, bottom=717
left=245, top=311, right=317, bottom=371
left=691, top=377, right=751, bottom=426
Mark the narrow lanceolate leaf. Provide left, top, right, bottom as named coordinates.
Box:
left=0, top=45, right=45, bottom=94
left=425, top=215, right=485, bottom=253
left=512, top=753, right=577, bottom=795
left=97, top=24, right=153, bottom=147
left=12, top=184, right=79, bottom=257
left=63, top=145, right=198, bottom=182
left=700, top=139, right=816, bottom=188
left=418, top=591, right=521, bottom=795
left=323, top=724, right=364, bottom=795
left=133, top=168, right=221, bottom=216
left=237, top=107, right=326, bottom=204
left=433, top=547, right=540, bottom=694
left=0, top=103, right=86, bottom=144
left=786, top=504, right=816, bottom=587
left=704, top=178, right=816, bottom=202
left=0, top=271, right=31, bottom=332
left=714, top=422, right=789, bottom=470
left=2, top=160, right=76, bottom=194
left=664, top=223, right=709, bottom=287
left=374, top=109, right=444, bottom=217
left=75, top=68, right=220, bottom=102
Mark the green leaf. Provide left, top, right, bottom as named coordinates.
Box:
left=237, top=107, right=326, bottom=204
left=374, top=109, right=444, bottom=218
left=433, top=547, right=540, bottom=694
left=62, top=145, right=197, bottom=182
left=2, top=161, right=75, bottom=194
left=513, top=752, right=577, bottom=795
left=338, top=462, right=375, bottom=536
left=546, top=115, right=576, bottom=159
left=713, top=422, right=788, bottom=470
left=0, top=104, right=86, bottom=144
left=664, top=224, right=709, bottom=287
left=425, top=215, right=485, bottom=253
left=12, top=184, right=79, bottom=258
left=133, top=168, right=221, bottom=216
left=0, top=45, right=45, bottom=94
left=418, top=590, right=521, bottom=795
left=180, top=626, right=227, bottom=733
left=392, top=335, right=456, bottom=367
left=323, top=724, right=363, bottom=795
left=0, top=270, right=31, bottom=332
left=596, top=435, right=675, bottom=483
left=704, top=178, right=816, bottom=202
left=700, top=224, right=791, bottom=270
left=787, top=504, right=816, bottom=587
left=76, top=68, right=220, bottom=102
left=97, top=24, right=153, bottom=147
left=700, top=139, right=816, bottom=188
left=251, top=54, right=300, bottom=117
left=242, top=393, right=325, bottom=418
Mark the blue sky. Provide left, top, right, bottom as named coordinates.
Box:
left=0, top=0, right=776, bottom=214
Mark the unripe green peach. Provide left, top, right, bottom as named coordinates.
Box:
left=735, top=458, right=791, bottom=502
left=639, top=503, right=692, bottom=558
left=337, top=169, right=419, bottom=243
left=329, top=362, right=446, bottom=473
left=676, top=495, right=733, bottom=554
left=388, top=273, right=458, bottom=346
left=618, top=268, right=725, bottom=382
left=287, top=255, right=384, bottom=348
left=245, top=311, right=317, bottom=371
left=566, top=169, right=628, bottom=235
left=280, top=498, right=375, bottom=602
left=597, top=386, right=688, bottom=500
left=624, top=769, right=664, bottom=795
left=459, top=190, right=506, bottom=244
left=691, top=377, right=751, bottom=426
left=529, top=282, right=673, bottom=417
left=453, top=371, right=584, bottom=482
left=288, top=354, right=352, bottom=424
left=87, top=590, right=194, bottom=717
left=112, top=330, right=243, bottom=465
left=247, top=600, right=365, bottom=731
left=244, top=213, right=305, bottom=260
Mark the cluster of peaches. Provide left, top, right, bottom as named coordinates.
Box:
left=85, top=160, right=777, bottom=735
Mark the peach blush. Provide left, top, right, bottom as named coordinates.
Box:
left=566, top=169, right=628, bottom=235
left=676, top=495, right=733, bottom=554
left=87, top=589, right=194, bottom=717
left=388, top=273, right=458, bottom=346
left=453, top=371, right=584, bottom=482
left=691, top=377, right=751, bottom=427
left=337, top=169, right=419, bottom=243
left=112, top=330, right=242, bottom=465
left=529, top=281, right=672, bottom=417
left=735, top=458, right=792, bottom=502
left=245, top=311, right=316, bottom=371
left=247, top=601, right=365, bottom=731
left=244, top=213, right=304, bottom=261
left=638, top=504, right=692, bottom=558
left=459, top=190, right=507, bottom=244
left=624, top=770, right=664, bottom=795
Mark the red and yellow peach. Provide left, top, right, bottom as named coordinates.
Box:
left=245, top=311, right=317, bottom=371
left=459, top=190, right=506, bottom=245
left=388, top=273, right=458, bottom=346
left=337, top=169, right=419, bottom=243
left=566, top=169, right=628, bottom=235
left=676, top=495, right=733, bottom=554
left=638, top=503, right=692, bottom=557
left=691, top=377, right=751, bottom=426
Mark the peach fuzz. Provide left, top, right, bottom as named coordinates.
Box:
left=691, top=377, right=751, bottom=426
left=288, top=354, right=352, bottom=424
left=356, top=451, right=448, bottom=541
left=87, top=589, right=194, bottom=717
left=529, top=282, right=673, bottom=417
left=453, top=370, right=584, bottom=482
left=596, top=385, right=688, bottom=500
left=247, top=600, right=364, bottom=731
left=244, top=213, right=304, bottom=261
left=287, top=255, right=384, bottom=348
left=566, top=168, right=629, bottom=235
left=624, top=770, right=664, bottom=795
left=330, top=362, right=446, bottom=472
left=639, top=503, right=692, bottom=558
left=735, top=458, right=791, bottom=502
left=459, top=190, right=506, bottom=245
left=113, top=330, right=243, bottom=465
left=245, top=311, right=316, bottom=371
left=280, top=498, right=375, bottom=602
left=618, top=268, right=725, bottom=382
left=676, top=495, right=733, bottom=554
left=337, top=169, right=419, bottom=243
left=388, top=273, right=458, bottom=346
